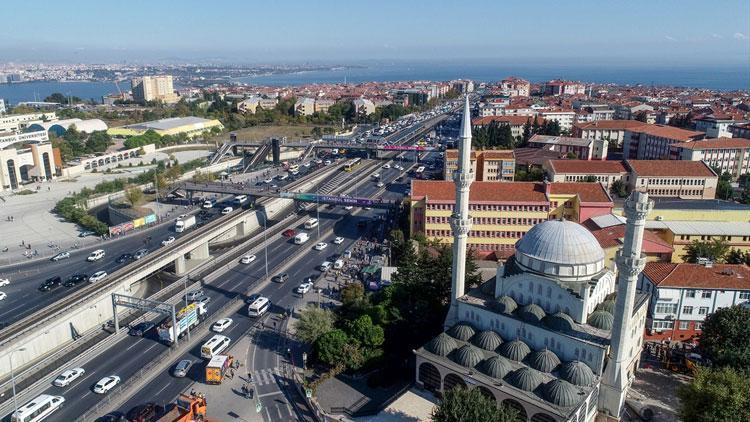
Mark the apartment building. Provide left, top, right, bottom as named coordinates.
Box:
left=544, top=159, right=629, bottom=190
left=575, top=107, right=616, bottom=123
left=670, top=138, right=750, bottom=179
left=353, top=98, right=376, bottom=116
left=626, top=160, right=717, bottom=199
left=528, top=134, right=608, bottom=160
left=237, top=96, right=278, bottom=114
left=499, top=77, right=530, bottom=97
left=729, top=123, right=750, bottom=139
left=638, top=262, right=750, bottom=341
left=542, top=80, right=586, bottom=96
left=614, top=103, right=654, bottom=120
left=443, top=149, right=515, bottom=182
left=538, top=109, right=576, bottom=131
left=693, top=115, right=738, bottom=138
left=472, top=115, right=537, bottom=139
left=294, top=97, right=316, bottom=116
left=572, top=120, right=647, bottom=148
left=625, top=124, right=705, bottom=160
left=131, top=75, right=179, bottom=104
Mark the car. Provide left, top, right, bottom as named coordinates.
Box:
left=87, top=249, right=105, bottom=261
left=212, top=318, right=233, bottom=332
left=0, top=292, right=6, bottom=301
left=129, top=322, right=155, bottom=336
left=133, top=248, right=149, bottom=260
left=0, top=278, right=9, bottom=287
left=89, top=271, right=107, bottom=283
left=194, top=296, right=211, bottom=307
left=282, top=229, right=296, bottom=237
left=184, top=290, right=204, bottom=301
left=272, top=273, right=289, bottom=283
left=314, top=242, right=328, bottom=251
left=79, top=231, right=95, bottom=238
left=53, top=368, right=85, bottom=387
left=240, top=254, right=257, bottom=264
left=221, top=207, right=233, bottom=215
left=64, top=274, right=89, bottom=287
left=39, top=276, right=62, bottom=292
left=173, top=359, right=193, bottom=378
left=51, top=251, right=71, bottom=261
left=333, top=237, right=345, bottom=245
left=116, top=253, right=133, bottom=263
left=264, top=178, right=273, bottom=184
left=324, top=160, right=332, bottom=166
left=96, top=412, right=126, bottom=422
left=245, top=293, right=261, bottom=304
left=372, top=173, right=380, bottom=179
left=382, top=164, right=391, bottom=169
left=178, top=214, right=187, bottom=219
left=93, top=375, right=121, bottom=394
left=126, top=403, right=164, bottom=422
left=296, top=281, right=313, bottom=294
left=376, top=182, right=384, bottom=188
left=161, top=236, right=176, bottom=246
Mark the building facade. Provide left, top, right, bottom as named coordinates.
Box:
left=500, top=77, right=530, bottom=97
left=645, top=221, right=750, bottom=262
left=693, top=116, right=737, bottom=138
left=539, top=110, right=576, bottom=132
left=0, top=112, right=57, bottom=133
left=624, top=124, right=705, bottom=160
left=444, top=150, right=515, bottom=182
left=131, top=75, right=178, bottom=104
left=573, top=120, right=646, bottom=149
left=0, top=143, right=56, bottom=191
left=544, top=160, right=629, bottom=190
left=353, top=98, right=376, bottom=116
left=626, top=160, right=717, bottom=200
left=670, top=138, right=750, bottom=180
left=529, top=135, right=607, bottom=160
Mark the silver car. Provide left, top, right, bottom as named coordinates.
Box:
left=173, top=359, right=193, bottom=378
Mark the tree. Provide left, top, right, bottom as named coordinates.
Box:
left=431, top=387, right=518, bottom=422
left=314, top=329, right=349, bottom=366
left=565, top=151, right=578, bottom=159
left=520, top=119, right=532, bottom=145
left=124, top=186, right=144, bottom=207
left=699, top=305, right=750, bottom=370
left=725, top=249, right=750, bottom=265
left=717, top=179, right=734, bottom=200
left=294, top=306, right=335, bottom=345
left=678, top=366, right=750, bottom=422
left=85, top=131, right=112, bottom=153
left=346, top=315, right=384, bottom=349
left=611, top=179, right=628, bottom=198
left=683, top=239, right=730, bottom=263
left=44, top=92, right=82, bottom=104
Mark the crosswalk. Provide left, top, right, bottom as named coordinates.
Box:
left=252, top=366, right=284, bottom=386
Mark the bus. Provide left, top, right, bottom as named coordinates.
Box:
left=11, top=395, right=65, bottom=422
left=343, top=158, right=361, bottom=172
left=415, top=166, right=426, bottom=178
left=287, top=164, right=299, bottom=173
left=248, top=296, right=270, bottom=317
left=304, top=218, right=319, bottom=229
left=201, top=335, right=231, bottom=359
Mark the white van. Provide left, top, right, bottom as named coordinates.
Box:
left=201, top=335, right=231, bottom=359
left=247, top=296, right=270, bottom=317
left=304, top=218, right=319, bottom=229
left=233, top=195, right=248, bottom=206
left=87, top=249, right=105, bottom=262
left=319, top=261, right=332, bottom=272
left=202, top=199, right=215, bottom=209
left=294, top=233, right=310, bottom=244
left=11, top=394, right=65, bottom=422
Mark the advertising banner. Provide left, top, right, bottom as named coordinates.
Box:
left=133, top=217, right=145, bottom=228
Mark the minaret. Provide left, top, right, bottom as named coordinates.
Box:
left=444, top=95, right=475, bottom=328
left=599, top=191, right=652, bottom=417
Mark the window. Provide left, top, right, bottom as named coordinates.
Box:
left=701, top=291, right=712, bottom=299
left=740, top=291, right=750, bottom=300
left=695, top=322, right=703, bottom=330
left=679, top=321, right=689, bottom=330
left=699, top=307, right=709, bottom=315
left=655, top=302, right=678, bottom=314
left=683, top=306, right=694, bottom=315
left=686, top=290, right=696, bottom=298
left=652, top=320, right=674, bottom=330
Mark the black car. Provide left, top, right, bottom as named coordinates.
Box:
left=64, top=274, right=89, bottom=287
left=38, top=276, right=62, bottom=292
left=126, top=403, right=164, bottom=422
left=272, top=273, right=289, bottom=283
left=96, top=412, right=125, bottom=422
left=116, top=253, right=134, bottom=263
left=129, top=322, right=156, bottom=337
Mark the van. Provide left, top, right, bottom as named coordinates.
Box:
left=304, top=218, right=319, bottom=229
left=202, top=199, right=215, bottom=209
left=201, top=335, right=231, bottom=359
left=87, top=249, right=105, bottom=262
left=319, top=261, right=332, bottom=272
left=247, top=296, right=270, bottom=317
left=294, top=233, right=310, bottom=244
left=233, top=195, right=248, bottom=206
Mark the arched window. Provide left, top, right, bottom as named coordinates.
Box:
left=502, top=399, right=528, bottom=421
left=418, top=362, right=441, bottom=392
left=443, top=373, right=466, bottom=391
left=475, top=386, right=495, bottom=402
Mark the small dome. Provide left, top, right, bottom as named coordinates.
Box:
left=499, top=339, right=531, bottom=362
left=506, top=367, right=543, bottom=392
left=597, top=300, right=616, bottom=314
left=519, top=303, right=546, bottom=323
left=544, top=312, right=575, bottom=331
left=495, top=296, right=518, bottom=314
left=528, top=349, right=561, bottom=373
left=588, top=310, right=614, bottom=331
left=448, top=323, right=476, bottom=341
left=453, top=344, right=483, bottom=368
left=472, top=330, right=503, bottom=351
left=425, top=333, right=458, bottom=357
left=560, top=361, right=595, bottom=386
left=480, top=356, right=513, bottom=379
left=544, top=379, right=581, bottom=407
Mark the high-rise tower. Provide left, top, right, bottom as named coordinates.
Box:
left=599, top=190, right=652, bottom=417
left=445, top=96, right=475, bottom=328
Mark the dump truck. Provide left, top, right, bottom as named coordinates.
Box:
left=158, top=302, right=208, bottom=344
left=156, top=393, right=213, bottom=422
left=205, top=355, right=233, bottom=384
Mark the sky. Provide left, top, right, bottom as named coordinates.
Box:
left=2, top=0, right=749, bottom=66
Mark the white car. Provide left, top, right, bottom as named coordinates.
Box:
left=222, top=206, right=233, bottom=215
left=333, top=237, right=345, bottom=245
left=0, top=292, right=6, bottom=301
left=344, top=206, right=353, bottom=210
left=372, top=173, right=380, bottom=179
left=264, top=178, right=273, bottom=183
left=240, top=254, right=257, bottom=264
left=89, top=271, right=107, bottom=283
left=53, top=368, right=85, bottom=387
left=93, top=375, right=121, bottom=394
left=212, top=318, right=233, bottom=333
left=161, top=236, right=176, bottom=246
left=296, top=281, right=313, bottom=294
left=376, top=182, right=385, bottom=188
left=0, top=278, right=9, bottom=287
left=314, top=242, right=328, bottom=251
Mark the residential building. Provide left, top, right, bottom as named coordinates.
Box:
left=528, top=135, right=608, bottom=160
left=353, top=98, right=376, bottom=116
left=576, top=107, right=616, bottom=123
left=472, top=116, right=537, bottom=139
left=573, top=120, right=646, bottom=149
left=625, top=124, right=705, bottom=160
left=314, top=99, right=336, bottom=114
left=539, top=110, right=576, bottom=131
left=499, top=77, right=530, bottom=97
left=130, top=75, right=179, bottom=104
left=0, top=142, right=57, bottom=191
left=693, top=115, right=738, bottom=138
left=237, top=96, right=278, bottom=114
left=544, top=160, right=629, bottom=190
left=638, top=262, right=750, bottom=341
left=626, top=160, right=717, bottom=199
left=670, top=138, right=750, bottom=179
left=645, top=221, right=750, bottom=262
left=542, top=80, right=586, bottom=96
left=107, top=116, right=223, bottom=138
left=443, top=150, right=515, bottom=182
left=729, top=123, right=750, bottom=139
left=294, top=98, right=316, bottom=116
left=0, top=99, right=5, bottom=114
left=613, top=103, right=654, bottom=120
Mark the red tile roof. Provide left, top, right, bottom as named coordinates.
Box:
left=590, top=225, right=673, bottom=253
left=445, top=150, right=514, bottom=160
left=630, top=124, right=705, bottom=141
left=643, top=262, right=750, bottom=290
left=671, top=138, right=750, bottom=150
left=411, top=180, right=548, bottom=203
left=547, top=159, right=629, bottom=174
left=626, top=160, right=716, bottom=178
left=548, top=182, right=613, bottom=203
left=574, top=120, right=647, bottom=131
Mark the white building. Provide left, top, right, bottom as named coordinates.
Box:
left=670, top=138, right=750, bottom=180
left=0, top=143, right=56, bottom=191
left=294, top=97, right=316, bottom=116
left=0, top=130, right=49, bottom=150
left=353, top=98, right=376, bottom=116
left=0, top=112, right=58, bottom=133
left=693, top=115, right=738, bottom=138
left=539, top=110, right=576, bottom=132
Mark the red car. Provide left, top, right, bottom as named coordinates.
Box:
left=282, top=229, right=296, bottom=237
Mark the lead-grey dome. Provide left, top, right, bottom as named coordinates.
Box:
left=506, top=367, right=543, bottom=392
left=544, top=312, right=576, bottom=331
left=560, top=361, right=595, bottom=386
left=597, top=299, right=616, bottom=313
left=528, top=349, right=561, bottom=373
left=519, top=303, right=546, bottom=323
left=499, top=339, right=531, bottom=362
left=472, top=330, right=503, bottom=351
left=425, top=333, right=458, bottom=357
left=480, top=355, right=513, bottom=379
left=544, top=379, right=581, bottom=407
left=453, top=344, right=483, bottom=368
left=588, top=310, right=614, bottom=331
left=515, top=220, right=605, bottom=280
left=495, top=296, right=518, bottom=314
left=448, top=323, right=476, bottom=341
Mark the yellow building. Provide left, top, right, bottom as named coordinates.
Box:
left=645, top=221, right=750, bottom=262
left=444, top=149, right=515, bottom=181
left=108, top=117, right=224, bottom=138
left=131, top=75, right=179, bottom=104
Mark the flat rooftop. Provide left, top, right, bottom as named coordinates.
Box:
left=121, top=116, right=216, bottom=131
left=651, top=198, right=750, bottom=212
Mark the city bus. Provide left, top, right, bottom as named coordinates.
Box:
left=11, top=394, right=65, bottom=422
left=343, top=158, right=362, bottom=172
left=415, top=166, right=426, bottom=178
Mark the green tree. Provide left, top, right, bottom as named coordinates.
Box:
left=294, top=306, right=335, bottom=344
left=611, top=179, right=628, bottom=198
left=85, top=131, right=112, bottom=153
left=431, top=387, right=518, bottom=422
left=725, top=249, right=750, bottom=265
left=346, top=314, right=384, bottom=349
left=699, top=305, right=750, bottom=370
left=314, top=329, right=363, bottom=369
left=717, top=179, right=734, bottom=200
left=44, top=92, right=82, bottom=104
left=683, top=239, right=730, bottom=263
left=678, top=366, right=750, bottom=422
left=565, top=151, right=578, bottom=159
left=124, top=186, right=144, bottom=207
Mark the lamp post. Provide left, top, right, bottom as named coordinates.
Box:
left=261, top=213, right=269, bottom=280
left=184, top=275, right=191, bottom=341
left=10, top=347, right=26, bottom=418
left=316, top=190, right=320, bottom=240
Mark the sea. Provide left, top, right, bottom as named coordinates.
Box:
left=1, top=61, right=748, bottom=105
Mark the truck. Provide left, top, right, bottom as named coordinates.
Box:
left=174, top=216, right=196, bottom=233
left=156, top=393, right=213, bottom=422
left=158, top=302, right=208, bottom=343
left=205, top=355, right=233, bottom=384
left=294, top=232, right=310, bottom=244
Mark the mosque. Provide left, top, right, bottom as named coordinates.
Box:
left=414, top=97, right=651, bottom=421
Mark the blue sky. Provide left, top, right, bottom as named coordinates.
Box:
left=3, top=0, right=749, bottom=65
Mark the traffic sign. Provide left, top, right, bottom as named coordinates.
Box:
left=305, top=388, right=312, bottom=399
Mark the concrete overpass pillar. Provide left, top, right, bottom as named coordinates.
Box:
left=174, top=254, right=187, bottom=276
left=190, top=242, right=210, bottom=260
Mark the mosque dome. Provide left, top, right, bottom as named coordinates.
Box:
left=447, top=323, right=476, bottom=341
left=495, top=296, right=518, bottom=314
left=519, top=303, right=546, bottom=323
left=499, top=339, right=531, bottom=362
left=597, top=299, right=617, bottom=314
left=453, top=345, right=483, bottom=368
left=544, top=312, right=576, bottom=331
left=471, top=330, right=503, bottom=351
left=528, top=349, right=562, bottom=373
left=480, top=355, right=513, bottom=379
left=506, top=367, right=544, bottom=392
left=425, top=333, right=458, bottom=357
left=559, top=361, right=596, bottom=386
left=544, top=379, right=581, bottom=407
left=588, top=310, right=614, bottom=331
left=515, top=220, right=606, bottom=280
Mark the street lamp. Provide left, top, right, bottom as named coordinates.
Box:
left=316, top=190, right=320, bottom=240
left=183, top=275, right=191, bottom=341
left=9, top=347, right=26, bottom=419
left=261, top=213, right=269, bottom=280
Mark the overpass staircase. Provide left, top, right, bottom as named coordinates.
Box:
left=243, top=142, right=272, bottom=172
left=209, top=142, right=234, bottom=165
left=299, top=144, right=316, bottom=162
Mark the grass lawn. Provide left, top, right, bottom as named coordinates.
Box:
left=207, top=125, right=334, bottom=143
